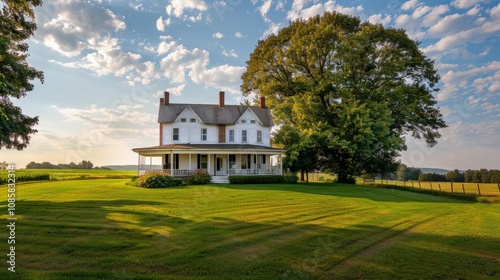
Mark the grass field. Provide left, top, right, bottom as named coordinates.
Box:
left=0, top=177, right=499, bottom=279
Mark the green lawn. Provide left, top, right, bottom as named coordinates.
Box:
left=1, top=179, right=499, bottom=279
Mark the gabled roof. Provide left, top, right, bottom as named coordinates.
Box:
left=158, top=103, right=274, bottom=127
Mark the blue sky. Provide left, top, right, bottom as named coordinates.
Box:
left=2, top=0, right=499, bottom=170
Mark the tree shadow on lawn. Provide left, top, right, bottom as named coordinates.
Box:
left=214, top=182, right=474, bottom=204
left=3, top=199, right=499, bottom=279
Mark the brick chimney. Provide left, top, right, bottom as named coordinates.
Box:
left=259, top=96, right=266, bottom=109
left=164, top=91, right=169, bottom=106
left=219, top=91, right=225, bottom=108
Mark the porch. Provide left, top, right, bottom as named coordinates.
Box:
left=133, top=144, right=284, bottom=178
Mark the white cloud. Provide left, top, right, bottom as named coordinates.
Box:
left=262, top=22, right=285, bottom=38
left=213, top=32, right=224, bottom=39
left=156, top=16, right=171, bottom=32
left=438, top=61, right=500, bottom=101
left=158, top=41, right=176, bottom=55
left=166, top=84, right=186, bottom=96
left=259, top=0, right=273, bottom=23
left=367, top=14, right=392, bottom=25
left=401, top=0, right=420, bottom=11
left=166, top=0, right=208, bottom=18
left=287, top=0, right=363, bottom=21
left=452, top=0, right=491, bottom=9
left=235, top=32, right=244, bottom=38
left=52, top=104, right=155, bottom=128
left=222, top=49, right=238, bottom=58
left=35, top=0, right=125, bottom=57
left=159, top=45, right=245, bottom=94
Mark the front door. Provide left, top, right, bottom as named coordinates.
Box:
left=216, top=156, right=225, bottom=175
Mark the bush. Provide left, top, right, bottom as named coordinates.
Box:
left=228, top=175, right=284, bottom=184
left=283, top=174, right=299, bottom=184
left=188, top=170, right=211, bottom=185
left=136, top=171, right=182, bottom=188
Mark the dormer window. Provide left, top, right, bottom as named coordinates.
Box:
left=180, top=118, right=186, bottom=122
left=241, top=120, right=246, bottom=124
left=250, top=120, right=256, bottom=124
left=190, top=118, right=197, bottom=123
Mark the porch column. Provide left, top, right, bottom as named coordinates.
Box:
left=170, top=150, right=173, bottom=175
left=137, top=154, right=140, bottom=175
left=189, top=153, right=192, bottom=171
left=279, top=154, right=283, bottom=175
left=207, top=153, right=211, bottom=175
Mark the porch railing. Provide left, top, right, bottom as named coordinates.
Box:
left=138, top=168, right=281, bottom=176
left=228, top=168, right=281, bottom=175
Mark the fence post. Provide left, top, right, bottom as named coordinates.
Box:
left=438, top=183, right=441, bottom=191
left=462, top=183, right=465, bottom=194
left=430, top=181, right=433, bottom=190
left=477, top=183, right=481, bottom=196
left=418, top=181, right=421, bottom=188
left=451, top=182, right=454, bottom=193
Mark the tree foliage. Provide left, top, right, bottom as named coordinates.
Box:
left=396, top=164, right=421, bottom=181
left=242, top=12, right=446, bottom=182
left=0, top=0, right=44, bottom=150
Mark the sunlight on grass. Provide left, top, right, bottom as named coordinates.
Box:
left=0, top=178, right=499, bottom=279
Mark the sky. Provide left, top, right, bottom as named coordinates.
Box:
left=1, top=0, right=499, bottom=170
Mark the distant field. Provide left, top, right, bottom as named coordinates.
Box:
left=0, top=179, right=498, bottom=279
left=0, top=168, right=136, bottom=181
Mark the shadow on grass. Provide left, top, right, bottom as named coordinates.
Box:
left=213, top=182, right=474, bottom=204
left=2, top=198, right=499, bottom=279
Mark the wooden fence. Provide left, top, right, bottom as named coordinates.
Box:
left=370, top=180, right=500, bottom=196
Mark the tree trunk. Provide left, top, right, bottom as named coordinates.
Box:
left=300, top=170, right=305, bottom=182
left=306, top=171, right=309, bottom=183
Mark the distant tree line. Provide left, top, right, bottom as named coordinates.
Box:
left=26, top=160, right=110, bottom=170
left=381, top=165, right=500, bottom=183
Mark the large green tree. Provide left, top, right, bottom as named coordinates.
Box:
left=0, top=0, right=44, bottom=150
left=242, top=12, right=446, bottom=183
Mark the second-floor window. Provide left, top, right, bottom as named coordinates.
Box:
left=180, top=118, right=186, bottom=122
left=190, top=118, right=197, bottom=123
left=173, top=128, right=179, bottom=141
left=228, top=130, right=234, bottom=142
left=257, top=130, right=262, bottom=143
left=201, top=128, right=207, bottom=141
left=241, top=130, right=247, bottom=143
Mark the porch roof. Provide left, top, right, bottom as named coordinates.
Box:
left=132, top=143, right=284, bottom=156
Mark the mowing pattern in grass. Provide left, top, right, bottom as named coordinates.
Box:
left=0, top=180, right=499, bottom=279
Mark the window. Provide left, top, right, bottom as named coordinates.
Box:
left=180, top=118, right=186, bottom=122
left=241, top=130, right=247, bottom=143
left=201, top=128, right=207, bottom=141
left=229, top=155, right=236, bottom=169
left=228, top=130, right=234, bottom=142
left=173, top=128, right=179, bottom=141
left=241, top=119, right=246, bottom=124
left=198, top=154, right=208, bottom=169
left=250, top=120, right=256, bottom=124
left=190, top=118, right=196, bottom=123
left=257, top=130, right=262, bottom=143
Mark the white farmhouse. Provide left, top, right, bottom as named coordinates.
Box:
left=132, top=91, right=284, bottom=182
